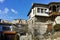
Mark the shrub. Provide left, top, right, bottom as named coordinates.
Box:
left=54, top=24, right=60, bottom=31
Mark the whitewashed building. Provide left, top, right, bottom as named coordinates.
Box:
left=27, top=2, right=60, bottom=40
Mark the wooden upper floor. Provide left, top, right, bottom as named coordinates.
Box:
left=27, top=2, right=60, bottom=19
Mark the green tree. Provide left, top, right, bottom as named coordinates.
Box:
left=54, top=24, right=60, bottom=31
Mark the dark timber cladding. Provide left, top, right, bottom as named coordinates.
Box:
left=48, top=2, right=60, bottom=5
left=27, top=2, right=60, bottom=16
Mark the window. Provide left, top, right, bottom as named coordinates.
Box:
left=37, top=8, right=47, bottom=13
left=41, top=9, right=43, bottom=13
left=52, top=5, right=56, bottom=12
left=3, top=26, right=11, bottom=31
left=33, top=9, right=35, bottom=14
left=29, top=15, right=31, bottom=18
left=45, top=9, right=47, bottom=13
left=57, top=5, right=59, bottom=12
left=37, top=8, right=40, bottom=13
left=49, top=7, right=51, bottom=10
left=0, top=26, right=2, bottom=31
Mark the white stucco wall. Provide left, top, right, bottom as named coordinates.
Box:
left=29, top=8, right=36, bottom=18
left=55, top=16, right=60, bottom=24
left=35, top=7, right=49, bottom=16
left=28, top=7, right=49, bottom=19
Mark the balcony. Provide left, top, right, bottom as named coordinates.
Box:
left=3, top=31, right=16, bottom=34
left=49, top=12, right=60, bottom=16
left=35, top=13, right=49, bottom=17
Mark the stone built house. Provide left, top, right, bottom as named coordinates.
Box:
left=0, top=19, right=28, bottom=40
left=27, top=2, right=60, bottom=38
left=12, top=19, right=28, bottom=36
left=12, top=19, right=28, bottom=40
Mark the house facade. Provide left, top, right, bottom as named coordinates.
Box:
left=27, top=2, right=60, bottom=40
left=0, top=19, right=28, bottom=40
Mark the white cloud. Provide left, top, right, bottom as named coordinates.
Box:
left=0, top=0, right=4, bottom=3
left=10, top=17, right=13, bottom=18
left=3, top=8, right=9, bottom=14
left=0, top=10, right=2, bottom=13
left=11, top=9, right=18, bottom=14
left=0, top=8, right=9, bottom=14
left=0, top=8, right=18, bottom=14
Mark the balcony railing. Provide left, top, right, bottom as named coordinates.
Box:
left=49, top=12, right=60, bottom=16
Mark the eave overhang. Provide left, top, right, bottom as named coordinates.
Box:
left=27, top=3, right=48, bottom=16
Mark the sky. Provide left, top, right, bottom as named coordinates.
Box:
left=0, top=0, right=60, bottom=21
